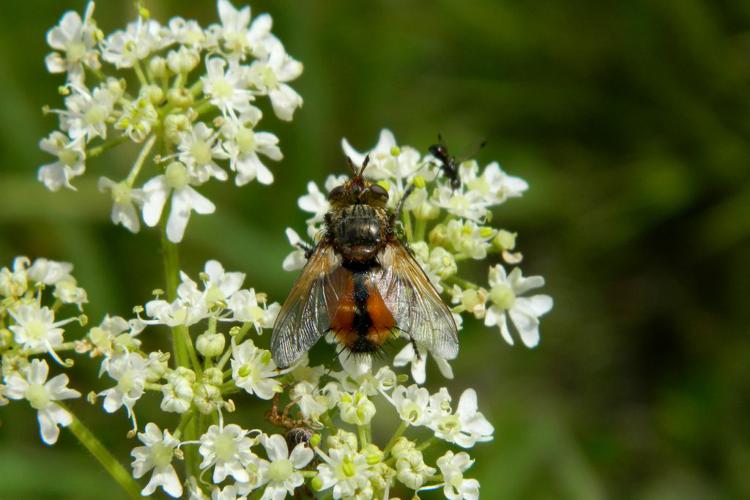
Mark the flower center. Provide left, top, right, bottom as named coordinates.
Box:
left=150, top=442, right=174, bottom=468
left=190, top=140, right=213, bottom=166
left=23, top=319, right=48, bottom=342
left=66, top=41, right=87, bottom=63
left=261, top=66, right=278, bottom=89
left=26, top=383, right=51, bottom=410
left=117, top=370, right=137, bottom=394
left=212, top=78, right=234, bottom=99
left=341, top=456, right=357, bottom=478
left=237, top=363, right=254, bottom=379
left=204, top=284, right=225, bottom=306
left=57, top=147, right=80, bottom=167
left=236, top=127, right=256, bottom=155
left=267, top=459, right=294, bottom=483
left=85, top=104, right=108, bottom=125
left=213, top=432, right=237, bottom=462
left=437, top=415, right=460, bottom=435
left=490, top=283, right=516, bottom=310
left=110, top=182, right=132, bottom=204
left=165, top=162, right=189, bottom=190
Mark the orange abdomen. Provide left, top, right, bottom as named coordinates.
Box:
left=330, top=269, right=395, bottom=353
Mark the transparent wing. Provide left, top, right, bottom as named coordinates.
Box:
left=376, top=243, right=459, bottom=359
left=271, top=243, right=343, bottom=368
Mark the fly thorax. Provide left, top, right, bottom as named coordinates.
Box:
left=331, top=204, right=387, bottom=261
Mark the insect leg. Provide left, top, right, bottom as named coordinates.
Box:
left=394, top=183, right=416, bottom=221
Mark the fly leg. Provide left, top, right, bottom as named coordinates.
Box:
left=394, top=183, right=416, bottom=222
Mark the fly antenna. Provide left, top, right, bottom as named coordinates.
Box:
left=358, top=155, right=370, bottom=177
left=345, top=156, right=358, bottom=175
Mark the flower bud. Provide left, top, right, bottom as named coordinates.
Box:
left=196, top=332, right=225, bottom=358
left=167, top=47, right=200, bottom=74
left=149, top=56, right=168, bottom=78
left=166, top=88, right=194, bottom=109
left=141, top=84, right=164, bottom=106
left=311, top=476, right=324, bottom=491
left=494, top=229, right=517, bottom=251
left=203, top=367, right=223, bottom=386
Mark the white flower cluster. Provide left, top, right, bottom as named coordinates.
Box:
left=287, top=129, right=554, bottom=363
left=63, top=259, right=489, bottom=499
left=0, top=257, right=87, bottom=444
left=40, top=0, right=302, bottom=242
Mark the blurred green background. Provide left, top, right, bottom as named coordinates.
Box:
left=1, top=0, right=749, bottom=498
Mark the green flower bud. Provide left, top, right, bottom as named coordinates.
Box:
left=196, top=332, right=225, bottom=358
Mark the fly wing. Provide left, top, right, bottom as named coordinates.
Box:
left=377, top=242, right=459, bottom=359
left=271, top=243, right=343, bottom=368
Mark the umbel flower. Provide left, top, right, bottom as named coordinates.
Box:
left=2, top=0, right=556, bottom=498
left=39, top=0, right=303, bottom=243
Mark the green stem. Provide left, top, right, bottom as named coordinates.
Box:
left=382, top=420, right=408, bottom=457
left=414, top=217, right=427, bottom=242
left=357, top=425, right=368, bottom=448
left=66, top=409, right=141, bottom=499
left=159, top=226, right=201, bottom=478
left=87, top=135, right=128, bottom=158
left=445, top=275, right=479, bottom=290
left=126, top=134, right=156, bottom=186
left=133, top=59, right=149, bottom=87
left=416, top=436, right=436, bottom=452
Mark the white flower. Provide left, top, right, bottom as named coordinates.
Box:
left=178, top=123, right=228, bottom=183
left=231, top=340, right=281, bottom=399
left=225, top=289, right=279, bottom=331
left=202, top=58, right=253, bottom=116
left=98, top=177, right=144, bottom=233
left=341, top=129, right=425, bottom=185
left=199, top=424, right=258, bottom=483
left=435, top=451, right=480, bottom=500
left=4, top=359, right=80, bottom=444
left=45, top=2, right=100, bottom=82
left=442, top=219, right=494, bottom=260
left=337, top=391, right=376, bottom=426
left=99, top=352, right=149, bottom=417
left=428, top=388, right=494, bottom=449
left=87, top=314, right=141, bottom=357
left=130, top=423, right=183, bottom=498
left=247, top=41, right=303, bottom=121
left=484, top=265, right=553, bottom=347
left=0, top=257, right=30, bottom=297
left=145, top=272, right=210, bottom=326
left=461, top=160, right=528, bottom=206
left=222, top=122, right=282, bottom=186
left=396, top=448, right=435, bottom=490
left=102, top=19, right=165, bottom=68
left=142, top=161, right=216, bottom=243
left=161, top=367, right=195, bottom=413
left=167, top=17, right=207, bottom=48
left=60, top=84, right=115, bottom=142
left=290, top=381, right=327, bottom=421
left=38, top=132, right=86, bottom=191
left=8, top=303, right=76, bottom=352
left=316, top=448, right=372, bottom=499
left=433, top=184, right=489, bottom=221
left=298, top=181, right=330, bottom=227
left=281, top=228, right=308, bottom=272
left=394, top=342, right=454, bottom=385
left=389, top=384, right=431, bottom=427
left=199, top=259, right=245, bottom=307
left=115, top=95, right=158, bottom=142
left=214, top=0, right=273, bottom=58
left=257, top=434, right=313, bottom=499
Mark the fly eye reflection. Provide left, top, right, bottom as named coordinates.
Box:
left=329, top=185, right=346, bottom=201
left=368, top=184, right=389, bottom=201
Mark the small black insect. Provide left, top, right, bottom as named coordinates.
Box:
left=428, top=134, right=486, bottom=190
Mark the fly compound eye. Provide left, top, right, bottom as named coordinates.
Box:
left=329, top=184, right=346, bottom=201
left=369, top=184, right=389, bottom=201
